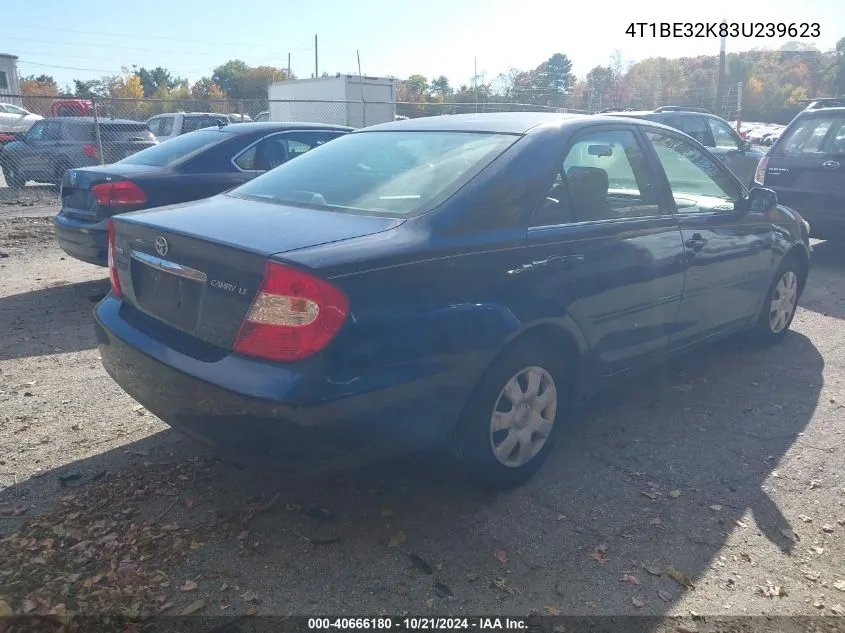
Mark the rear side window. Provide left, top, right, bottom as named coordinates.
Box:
left=147, top=118, right=162, bottom=136
left=101, top=124, right=155, bottom=142
left=679, top=116, right=712, bottom=146
left=118, top=129, right=228, bottom=167
left=183, top=116, right=225, bottom=133
left=780, top=114, right=845, bottom=157
left=65, top=123, right=95, bottom=142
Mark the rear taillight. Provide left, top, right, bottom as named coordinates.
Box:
left=83, top=143, right=99, bottom=159
left=754, top=156, right=768, bottom=185
left=92, top=181, right=147, bottom=207
left=107, top=219, right=123, bottom=297
left=233, top=262, right=349, bottom=362
left=0, top=133, right=15, bottom=143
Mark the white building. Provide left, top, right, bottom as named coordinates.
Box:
left=0, top=54, right=22, bottom=105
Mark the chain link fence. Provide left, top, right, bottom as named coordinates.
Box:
left=1, top=86, right=742, bottom=197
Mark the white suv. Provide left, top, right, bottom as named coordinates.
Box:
left=146, top=112, right=229, bottom=142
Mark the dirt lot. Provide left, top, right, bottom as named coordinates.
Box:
left=1, top=199, right=845, bottom=622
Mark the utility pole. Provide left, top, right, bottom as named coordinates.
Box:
left=314, top=34, right=319, bottom=78
left=716, top=19, right=727, bottom=114
left=474, top=56, right=478, bottom=113
left=287, top=53, right=291, bottom=79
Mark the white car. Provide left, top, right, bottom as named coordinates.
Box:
left=145, top=112, right=230, bottom=142
left=0, top=103, right=42, bottom=134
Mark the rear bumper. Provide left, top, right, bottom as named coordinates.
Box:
left=94, top=297, right=469, bottom=469
left=54, top=211, right=108, bottom=266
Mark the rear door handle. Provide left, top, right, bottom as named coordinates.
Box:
left=546, top=254, right=584, bottom=270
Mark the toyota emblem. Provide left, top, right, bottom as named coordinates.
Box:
left=154, top=236, right=169, bottom=256
left=822, top=160, right=840, bottom=170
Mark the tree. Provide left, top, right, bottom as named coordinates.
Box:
left=212, top=60, right=249, bottom=97
left=494, top=68, right=520, bottom=100
left=191, top=78, right=225, bottom=100
left=21, top=75, right=59, bottom=96
left=430, top=75, right=453, bottom=97
left=239, top=66, right=288, bottom=101
left=73, top=79, right=110, bottom=98
left=134, top=66, right=183, bottom=97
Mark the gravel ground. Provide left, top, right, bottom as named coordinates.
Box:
left=1, top=206, right=844, bottom=622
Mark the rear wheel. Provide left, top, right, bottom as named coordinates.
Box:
left=453, top=341, right=567, bottom=489
left=2, top=162, right=26, bottom=190
left=751, top=256, right=801, bottom=344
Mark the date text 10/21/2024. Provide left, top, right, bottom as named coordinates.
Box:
left=625, top=22, right=821, bottom=38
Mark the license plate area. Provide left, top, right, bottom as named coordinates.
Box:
left=130, top=252, right=205, bottom=332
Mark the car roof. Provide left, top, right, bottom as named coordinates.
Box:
left=222, top=121, right=353, bottom=134
left=44, top=117, right=143, bottom=125
left=357, top=112, right=590, bottom=134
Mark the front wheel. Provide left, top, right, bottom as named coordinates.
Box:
left=751, top=257, right=801, bottom=344
left=453, top=341, right=567, bottom=489
left=2, top=162, right=26, bottom=190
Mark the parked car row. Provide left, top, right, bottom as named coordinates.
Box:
left=64, top=110, right=811, bottom=488
left=753, top=97, right=845, bottom=240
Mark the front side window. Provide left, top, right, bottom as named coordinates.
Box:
left=147, top=118, right=162, bottom=136
left=647, top=131, right=743, bottom=213
left=4, top=104, right=29, bottom=116
left=780, top=114, right=845, bottom=157
left=708, top=118, right=740, bottom=149
left=158, top=116, right=175, bottom=136
left=26, top=121, right=45, bottom=141
left=533, top=129, right=661, bottom=226
left=230, top=131, right=517, bottom=216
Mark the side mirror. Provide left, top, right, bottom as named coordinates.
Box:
left=741, top=139, right=753, bottom=151
left=742, top=187, right=778, bottom=213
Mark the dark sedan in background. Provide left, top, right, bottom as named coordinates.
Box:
left=1, top=117, right=156, bottom=189
left=55, top=122, right=351, bottom=266
left=96, top=113, right=810, bottom=488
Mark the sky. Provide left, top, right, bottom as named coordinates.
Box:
left=3, top=0, right=842, bottom=91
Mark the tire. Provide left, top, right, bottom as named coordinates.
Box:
left=751, top=255, right=802, bottom=345
left=452, top=340, right=568, bottom=489
left=2, top=162, right=26, bottom=190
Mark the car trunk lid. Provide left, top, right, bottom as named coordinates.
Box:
left=61, top=164, right=164, bottom=221
left=111, top=195, right=403, bottom=350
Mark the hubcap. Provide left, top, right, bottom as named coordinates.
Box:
left=489, top=366, right=557, bottom=468
left=769, top=270, right=798, bottom=334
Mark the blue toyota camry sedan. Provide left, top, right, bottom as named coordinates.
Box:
left=95, top=113, right=811, bottom=488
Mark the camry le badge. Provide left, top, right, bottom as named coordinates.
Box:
left=155, top=236, right=169, bottom=257
left=822, top=161, right=840, bottom=170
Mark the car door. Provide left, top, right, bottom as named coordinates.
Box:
left=706, top=116, right=762, bottom=186
left=157, top=115, right=177, bottom=141
left=20, top=119, right=61, bottom=177
left=642, top=128, right=774, bottom=347
left=232, top=129, right=346, bottom=178
left=524, top=125, right=686, bottom=379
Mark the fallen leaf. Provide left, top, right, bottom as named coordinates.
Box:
left=491, top=577, right=516, bottom=595
left=649, top=517, right=663, bottom=527
left=219, top=582, right=229, bottom=592
left=666, top=566, right=695, bottom=589
left=668, top=489, right=682, bottom=498
left=465, top=573, right=480, bottom=582
left=812, top=546, right=825, bottom=555
left=833, top=580, right=845, bottom=592
left=388, top=530, right=407, bottom=548
left=735, top=519, right=748, bottom=528
left=237, top=530, right=249, bottom=542
left=619, top=574, right=640, bottom=586
left=409, top=553, right=433, bottom=575
left=644, top=564, right=662, bottom=576
left=740, top=552, right=752, bottom=563
left=810, top=479, right=821, bottom=490
left=641, top=490, right=660, bottom=500
left=709, top=504, right=722, bottom=512
left=0, top=600, right=11, bottom=617
left=434, top=582, right=453, bottom=598
left=180, top=579, right=198, bottom=592
left=631, top=596, right=644, bottom=608
left=760, top=581, right=787, bottom=598
left=804, top=570, right=821, bottom=582
left=798, top=514, right=813, bottom=523
left=544, top=606, right=561, bottom=615
left=493, top=548, right=509, bottom=564
left=780, top=528, right=798, bottom=542
left=813, top=597, right=825, bottom=609
left=241, top=590, right=258, bottom=603
left=658, top=589, right=673, bottom=602
left=158, top=602, right=173, bottom=613
left=589, top=543, right=608, bottom=563
left=179, top=599, right=207, bottom=615
left=246, top=604, right=258, bottom=616
left=822, top=524, right=835, bottom=533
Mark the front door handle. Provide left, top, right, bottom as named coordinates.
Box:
left=684, top=234, right=707, bottom=252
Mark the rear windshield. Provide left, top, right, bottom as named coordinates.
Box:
left=101, top=124, right=154, bottom=142
left=780, top=113, right=845, bottom=157
left=117, top=129, right=229, bottom=167
left=229, top=131, right=517, bottom=216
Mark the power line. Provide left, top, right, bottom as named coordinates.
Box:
left=3, top=22, right=295, bottom=49
left=18, top=60, right=121, bottom=74
left=4, top=35, right=242, bottom=57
